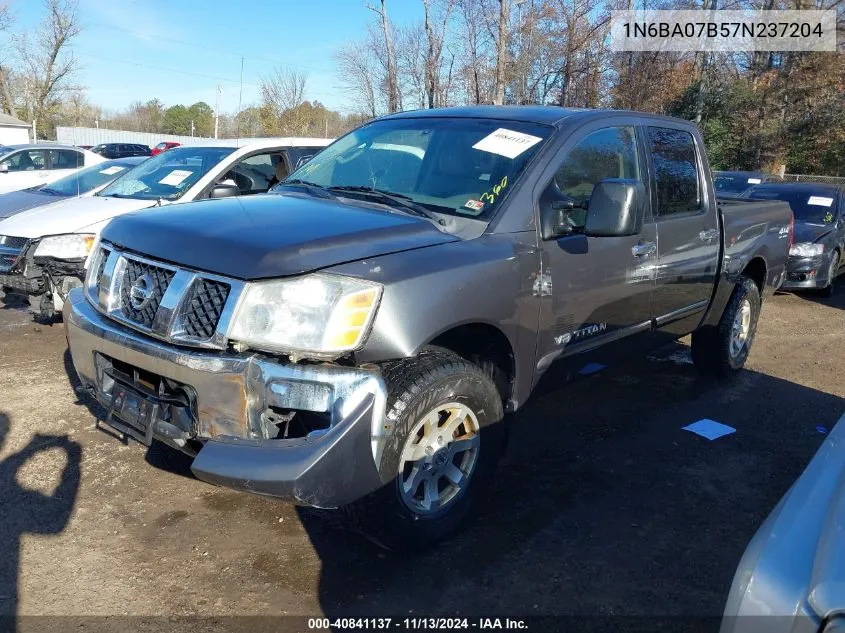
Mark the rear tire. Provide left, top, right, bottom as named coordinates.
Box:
left=692, top=275, right=761, bottom=377
left=820, top=251, right=840, bottom=298
left=345, top=349, right=505, bottom=550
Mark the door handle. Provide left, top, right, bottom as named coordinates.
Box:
left=631, top=242, right=657, bottom=257
left=699, top=229, right=718, bottom=241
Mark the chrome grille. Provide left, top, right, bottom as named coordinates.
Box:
left=0, top=236, right=28, bottom=249
left=86, top=242, right=244, bottom=350
left=119, top=259, right=175, bottom=328
left=183, top=279, right=230, bottom=339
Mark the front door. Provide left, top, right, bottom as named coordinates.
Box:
left=535, top=123, right=657, bottom=377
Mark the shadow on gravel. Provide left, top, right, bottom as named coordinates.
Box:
left=0, top=412, right=81, bottom=628
left=779, top=287, right=845, bottom=310
left=296, top=343, right=842, bottom=620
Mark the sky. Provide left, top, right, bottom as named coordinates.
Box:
left=13, top=0, right=426, bottom=115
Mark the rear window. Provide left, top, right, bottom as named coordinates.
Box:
left=647, top=127, right=701, bottom=215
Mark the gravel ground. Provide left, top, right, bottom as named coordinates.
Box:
left=0, top=290, right=842, bottom=629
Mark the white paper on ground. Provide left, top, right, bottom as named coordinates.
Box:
left=99, top=166, right=126, bottom=175
left=682, top=419, right=736, bottom=441
left=747, top=178, right=762, bottom=184
left=158, top=169, right=193, bottom=186
left=472, top=128, right=543, bottom=159
left=808, top=196, right=834, bottom=207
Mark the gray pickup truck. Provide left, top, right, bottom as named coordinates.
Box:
left=64, top=107, right=793, bottom=549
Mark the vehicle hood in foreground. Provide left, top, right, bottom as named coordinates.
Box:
left=0, top=195, right=154, bottom=239
left=793, top=222, right=833, bottom=245
left=102, top=194, right=459, bottom=279
left=0, top=189, right=61, bottom=219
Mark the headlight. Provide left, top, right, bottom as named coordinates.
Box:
left=228, top=273, right=382, bottom=356
left=34, top=233, right=96, bottom=260
left=789, top=243, right=824, bottom=257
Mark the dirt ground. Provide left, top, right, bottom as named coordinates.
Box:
left=0, top=289, right=843, bottom=630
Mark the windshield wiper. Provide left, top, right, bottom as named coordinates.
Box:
left=277, top=179, right=337, bottom=200
left=39, top=188, right=65, bottom=196
left=328, top=186, right=445, bottom=225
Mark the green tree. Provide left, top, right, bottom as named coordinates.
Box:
left=162, top=104, right=191, bottom=135
left=188, top=101, right=214, bottom=137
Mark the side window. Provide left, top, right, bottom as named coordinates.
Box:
left=540, top=126, right=640, bottom=232
left=1, top=150, right=47, bottom=171
left=49, top=149, right=83, bottom=169
left=647, top=127, right=701, bottom=216
left=222, top=152, right=276, bottom=195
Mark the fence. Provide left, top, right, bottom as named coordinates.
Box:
left=55, top=126, right=256, bottom=148
left=782, top=173, right=845, bottom=185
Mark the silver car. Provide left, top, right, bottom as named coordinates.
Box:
left=722, top=414, right=845, bottom=633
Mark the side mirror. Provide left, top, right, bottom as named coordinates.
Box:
left=584, top=179, right=646, bottom=238
left=0, top=163, right=8, bottom=174
left=209, top=183, right=240, bottom=199
left=540, top=199, right=576, bottom=239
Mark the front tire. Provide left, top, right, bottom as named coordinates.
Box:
left=692, top=275, right=761, bottom=377
left=346, top=349, right=505, bottom=550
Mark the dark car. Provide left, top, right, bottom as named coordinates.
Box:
left=714, top=171, right=780, bottom=196
left=0, top=157, right=148, bottom=220
left=742, top=182, right=844, bottom=295
left=91, top=143, right=152, bottom=159
left=63, top=107, right=793, bottom=549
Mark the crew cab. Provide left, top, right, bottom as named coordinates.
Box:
left=63, top=107, right=793, bottom=549
left=0, top=138, right=331, bottom=318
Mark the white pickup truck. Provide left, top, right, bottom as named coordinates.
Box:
left=0, top=138, right=330, bottom=317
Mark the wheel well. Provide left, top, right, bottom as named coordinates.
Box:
left=428, top=324, right=514, bottom=404
left=742, top=257, right=767, bottom=292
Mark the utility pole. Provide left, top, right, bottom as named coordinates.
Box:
left=214, top=84, right=221, bottom=139
left=190, top=119, right=195, bottom=137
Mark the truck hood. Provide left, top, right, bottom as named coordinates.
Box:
left=101, top=194, right=459, bottom=279
left=793, top=222, right=833, bottom=244
left=0, top=195, right=154, bottom=239
left=0, top=189, right=63, bottom=219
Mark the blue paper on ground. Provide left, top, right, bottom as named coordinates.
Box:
left=579, top=362, right=607, bottom=376
left=682, top=419, right=736, bottom=441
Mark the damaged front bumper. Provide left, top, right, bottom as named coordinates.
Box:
left=780, top=255, right=830, bottom=289
left=63, top=288, right=389, bottom=508
left=0, top=239, right=84, bottom=316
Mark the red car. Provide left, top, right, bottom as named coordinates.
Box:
left=151, top=141, right=180, bottom=156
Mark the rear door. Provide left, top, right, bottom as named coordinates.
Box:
left=534, top=120, right=657, bottom=374
left=647, top=125, right=720, bottom=336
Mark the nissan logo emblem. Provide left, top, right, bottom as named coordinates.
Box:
left=129, top=273, right=154, bottom=310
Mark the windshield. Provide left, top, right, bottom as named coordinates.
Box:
left=98, top=146, right=236, bottom=201
left=280, top=117, right=552, bottom=221
left=155, top=143, right=168, bottom=150
left=714, top=173, right=762, bottom=195
left=743, top=186, right=840, bottom=224
left=40, top=159, right=143, bottom=196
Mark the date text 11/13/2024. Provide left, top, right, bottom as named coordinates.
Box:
left=307, top=617, right=529, bottom=630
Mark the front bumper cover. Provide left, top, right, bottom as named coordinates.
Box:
left=781, top=254, right=830, bottom=289
left=63, top=288, right=389, bottom=508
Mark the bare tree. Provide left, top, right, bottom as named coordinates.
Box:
left=336, top=40, right=379, bottom=118
left=0, top=2, right=15, bottom=116
left=367, top=0, right=401, bottom=112
left=422, top=0, right=456, bottom=108
left=493, top=0, right=508, bottom=104
left=15, top=0, right=81, bottom=134
left=260, top=66, right=308, bottom=113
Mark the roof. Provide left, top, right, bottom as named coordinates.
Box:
left=0, top=113, right=30, bottom=128
left=378, top=105, right=695, bottom=127
left=715, top=171, right=767, bottom=177
left=5, top=142, right=96, bottom=151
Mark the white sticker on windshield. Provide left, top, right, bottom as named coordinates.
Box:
left=808, top=196, right=834, bottom=207
left=472, top=128, right=543, bottom=159
left=99, top=166, right=125, bottom=175
left=158, top=169, right=193, bottom=186
left=747, top=178, right=762, bottom=184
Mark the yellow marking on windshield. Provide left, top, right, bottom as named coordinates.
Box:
left=480, top=176, right=508, bottom=205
